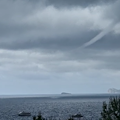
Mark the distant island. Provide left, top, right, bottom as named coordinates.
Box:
left=108, top=88, right=120, bottom=93
left=61, top=92, right=71, bottom=95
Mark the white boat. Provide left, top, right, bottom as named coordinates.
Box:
left=18, top=111, right=31, bottom=116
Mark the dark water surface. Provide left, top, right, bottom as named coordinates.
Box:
left=0, top=94, right=118, bottom=120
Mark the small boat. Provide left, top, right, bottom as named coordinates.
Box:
left=72, top=113, right=83, bottom=118
left=18, top=111, right=31, bottom=116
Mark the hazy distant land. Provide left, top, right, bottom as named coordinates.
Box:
left=61, top=92, right=71, bottom=95
left=108, top=88, right=120, bottom=93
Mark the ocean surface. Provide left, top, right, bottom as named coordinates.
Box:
left=0, top=94, right=119, bottom=120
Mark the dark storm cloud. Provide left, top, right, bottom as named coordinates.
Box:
left=45, top=0, right=116, bottom=8
left=0, top=0, right=119, bottom=51
left=0, top=1, right=99, bottom=50
left=104, top=0, right=120, bottom=22
left=0, top=31, right=120, bottom=51
left=0, top=29, right=99, bottom=50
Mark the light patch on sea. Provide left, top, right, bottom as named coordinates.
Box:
left=0, top=94, right=111, bottom=120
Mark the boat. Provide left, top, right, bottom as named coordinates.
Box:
left=72, top=113, right=83, bottom=118
left=18, top=111, right=31, bottom=116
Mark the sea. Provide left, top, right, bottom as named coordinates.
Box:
left=0, top=94, right=119, bottom=120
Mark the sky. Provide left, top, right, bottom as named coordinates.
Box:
left=0, top=0, right=120, bottom=95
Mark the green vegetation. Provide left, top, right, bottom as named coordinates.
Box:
left=100, top=97, right=120, bottom=120
left=33, top=112, right=45, bottom=120
left=33, top=115, right=74, bottom=120
left=33, top=113, right=75, bottom=120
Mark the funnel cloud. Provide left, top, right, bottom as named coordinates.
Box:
left=81, top=22, right=115, bottom=48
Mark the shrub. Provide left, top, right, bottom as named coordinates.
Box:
left=100, top=97, right=120, bottom=120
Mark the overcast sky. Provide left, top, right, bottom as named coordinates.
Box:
left=0, top=0, right=120, bottom=95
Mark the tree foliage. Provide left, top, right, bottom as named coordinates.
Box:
left=100, top=97, right=120, bottom=120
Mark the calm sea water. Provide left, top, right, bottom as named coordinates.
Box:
left=0, top=94, right=118, bottom=120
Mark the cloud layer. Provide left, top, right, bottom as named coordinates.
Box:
left=0, top=0, right=120, bottom=94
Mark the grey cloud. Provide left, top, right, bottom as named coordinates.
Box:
left=1, top=48, right=120, bottom=74
left=0, top=47, right=120, bottom=94
left=104, top=0, right=120, bottom=22
left=0, top=30, right=99, bottom=50
left=0, top=27, right=120, bottom=51
left=45, top=0, right=116, bottom=8
left=0, top=0, right=119, bottom=51
left=66, top=49, right=120, bottom=71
